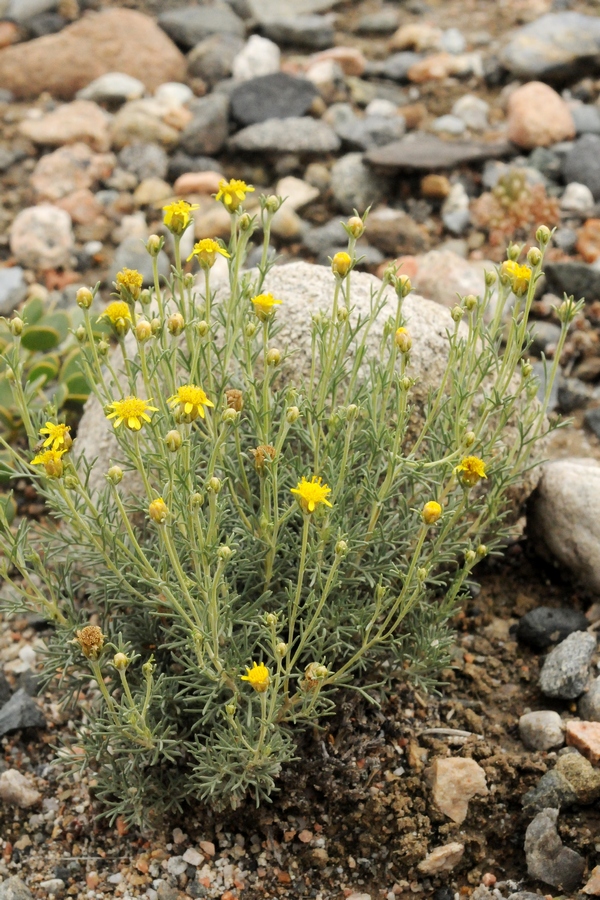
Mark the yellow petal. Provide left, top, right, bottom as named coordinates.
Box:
left=128, top=417, right=141, bottom=430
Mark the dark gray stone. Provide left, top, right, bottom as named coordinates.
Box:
left=381, top=52, right=423, bottom=82
left=557, top=376, right=594, bottom=413
left=522, top=769, right=577, bottom=814
left=0, top=688, right=46, bottom=735
left=365, top=134, right=514, bottom=172
left=187, top=33, right=244, bottom=85
left=528, top=145, right=562, bottom=181
left=501, top=12, right=600, bottom=81
left=572, top=104, right=600, bottom=135
left=26, top=12, right=66, bottom=37
left=563, top=134, right=600, bottom=200
left=109, top=237, right=170, bottom=288
left=158, top=5, right=245, bottom=50
left=167, top=152, right=222, bottom=183
left=0, top=672, right=11, bottom=705
left=579, top=674, right=600, bottom=721
left=530, top=320, right=562, bottom=355
left=539, top=631, right=596, bottom=700
left=118, top=143, right=168, bottom=182
left=552, top=226, right=578, bottom=253
left=262, top=15, right=334, bottom=49
left=585, top=407, right=600, bottom=439
left=0, top=877, right=35, bottom=900
left=545, top=260, right=600, bottom=301
left=230, top=73, right=318, bottom=126
left=524, top=807, right=585, bottom=892
left=517, top=606, right=589, bottom=649
left=179, top=93, right=230, bottom=156
left=229, top=116, right=340, bottom=154
left=333, top=111, right=405, bottom=151
left=330, top=152, right=393, bottom=214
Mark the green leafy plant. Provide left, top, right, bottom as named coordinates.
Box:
left=0, top=185, right=579, bottom=829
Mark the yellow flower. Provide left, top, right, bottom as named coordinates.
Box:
left=98, top=301, right=132, bottom=336
left=39, top=421, right=72, bottom=451
left=455, top=456, right=487, bottom=487
left=395, top=327, right=412, bottom=353
left=215, top=178, right=255, bottom=212
left=501, top=260, right=532, bottom=296
left=148, top=497, right=169, bottom=524
left=31, top=448, right=67, bottom=478
left=167, top=384, right=214, bottom=422
left=422, top=501, right=442, bottom=525
left=106, top=396, right=158, bottom=431
left=251, top=292, right=282, bottom=322
left=291, top=476, right=333, bottom=514
left=187, top=238, right=230, bottom=269
left=115, top=268, right=143, bottom=300
left=241, top=661, right=270, bottom=693
left=163, top=199, right=200, bottom=235
left=331, top=251, right=352, bottom=278
left=74, top=625, right=105, bottom=660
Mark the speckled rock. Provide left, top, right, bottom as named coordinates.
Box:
left=229, top=116, right=340, bottom=154
left=0, top=769, right=41, bottom=808
left=0, top=877, right=35, bottom=900
left=19, top=100, right=111, bottom=152
left=519, top=710, right=565, bottom=751
left=501, top=12, right=600, bottom=81
left=539, top=631, right=596, bottom=700
left=579, top=676, right=600, bottom=722
left=9, top=204, right=74, bottom=270
left=330, top=152, right=393, bottom=214
left=524, top=807, right=585, bottom=892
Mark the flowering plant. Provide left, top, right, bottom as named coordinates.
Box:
left=0, top=186, right=578, bottom=827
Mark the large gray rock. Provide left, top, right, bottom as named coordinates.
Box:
left=562, top=134, right=600, bottom=201
left=247, top=0, right=342, bottom=22
left=538, top=631, right=596, bottom=700
left=158, top=5, right=245, bottom=50
left=187, top=33, right=244, bottom=86
left=229, top=116, right=340, bottom=154
left=0, top=877, right=34, bottom=900
left=524, top=807, right=585, bottom=892
left=529, top=458, right=600, bottom=593
left=262, top=15, right=334, bottom=49
left=365, top=134, right=514, bottom=172
left=501, top=13, right=600, bottom=81
left=330, top=152, right=393, bottom=214
left=230, top=73, right=318, bottom=126
left=179, top=94, right=230, bottom=156
left=0, top=688, right=46, bottom=736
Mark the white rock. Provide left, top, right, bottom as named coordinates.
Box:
left=529, top=458, right=600, bottom=593
left=0, top=768, right=41, bottom=808
left=452, top=94, right=489, bottom=131
left=418, top=842, right=465, bottom=874
left=233, top=35, right=281, bottom=81
left=365, top=98, right=398, bottom=118
left=40, top=880, right=65, bottom=893
left=76, top=72, right=146, bottom=104
left=5, top=0, right=57, bottom=21
left=9, top=205, right=74, bottom=270
left=560, top=181, right=595, bottom=214
left=154, top=82, right=194, bottom=109
left=275, top=175, right=320, bottom=211
left=166, top=857, right=187, bottom=877
left=519, top=710, right=565, bottom=750
left=182, top=848, right=203, bottom=866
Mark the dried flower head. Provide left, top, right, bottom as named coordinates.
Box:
left=115, top=268, right=143, bottom=300
left=75, top=625, right=105, bottom=660
left=251, top=444, right=276, bottom=473
left=31, top=448, right=67, bottom=478
left=106, top=396, right=158, bottom=431
left=215, top=178, right=255, bottom=212
left=225, top=388, right=243, bottom=411
left=163, top=200, right=199, bottom=235
left=291, top=476, right=333, bottom=514
left=251, top=292, right=282, bottom=322
left=39, top=422, right=72, bottom=452
left=187, top=238, right=230, bottom=269
left=168, top=384, right=214, bottom=422
left=455, top=456, right=487, bottom=487
left=241, top=661, right=270, bottom=693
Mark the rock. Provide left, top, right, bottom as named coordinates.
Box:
left=168, top=152, right=222, bottom=183
left=178, top=94, right=230, bottom=156
left=583, top=865, right=600, bottom=895
left=355, top=10, right=399, bottom=34
left=303, top=218, right=349, bottom=254
left=544, top=261, right=600, bottom=302
left=110, top=101, right=180, bottom=150
left=566, top=720, right=600, bottom=764
left=0, top=878, right=34, bottom=900
left=57, top=188, right=105, bottom=225
left=158, top=5, right=245, bottom=50
left=174, top=171, right=222, bottom=196
left=563, top=134, right=600, bottom=200
left=230, top=72, right=318, bottom=126
left=428, top=757, right=488, bottom=824
left=26, top=11, right=66, bottom=38
left=0, top=9, right=186, bottom=100
left=452, top=94, right=489, bottom=131
left=432, top=115, right=465, bottom=136
left=154, top=82, right=193, bottom=109
left=133, top=177, right=172, bottom=207
left=365, top=98, right=399, bottom=118
left=30, top=143, right=114, bottom=201
left=579, top=676, right=600, bottom=722
left=529, top=458, right=600, bottom=592
left=366, top=207, right=429, bottom=256
left=310, top=46, right=367, bottom=77
left=524, top=807, right=585, bottom=892
left=270, top=205, right=304, bottom=241
left=187, top=33, right=243, bottom=86
left=379, top=51, right=423, bottom=82
left=365, top=134, right=513, bottom=172
left=572, top=104, right=600, bottom=136
left=441, top=182, right=470, bottom=235
left=182, top=848, right=203, bottom=867
left=441, top=28, right=466, bottom=55
left=276, top=175, right=319, bottom=211
left=4, top=0, right=57, bottom=20
left=328, top=106, right=406, bottom=151
left=407, top=52, right=476, bottom=83
left=507, top=895, right=544, bottom=900
left=0, top=689, right=45, bottom=735
left=229, top=116, right=340, bottom=154
left=0, top=266, right=26, bottom=315
left=577, top=219, right=600, bottom=264
left=395, top=249, right=491, bottom=311
left=76, top=72, right=146, bottom=105
left=262, top=15, right=334, bottom=50
left=519, top=710, right=565, bottom=751
left=417, top=843, right=465, bottom=875
left=561, top=182, right=594, bottom=216
left=556, top=748, right=600, bottom=803
left=522, top=767, right=578, bottom=814
left=329, top=153, right=393, bottom=214
left=507, top=82, right=575, bottom=150
left=501, top=12, right=600, bottom=81
left=516, top=607, right=589, bottom=649
left=39, top=881, right=65, bottom=894
left=109, top=237, right=170, bottom=288
left=586, top=408, right=600, bottom=439
left=539, top=631, right=596, bottom=700
left=247, top=0, right=340, bottom=20
left=19, top=100, right=110, bottom=152
left=232, top=34, right=280, bottom=81
left=118, top=142, right=168, bottom=182
left=9, top=205, right=74, bottom=271
left=0, top=769, right=41, bottom=808
left=0, top=672, right=12, bottom=704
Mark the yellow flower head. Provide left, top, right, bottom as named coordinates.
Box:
left=187, top=238, right=230, bottom=269
left=395, top=327, right=412, bottom=353
left=167, top=384, right=214, bottom=423
left=115, top=268, right=143, bottom=300
left=331, top=251, right=352, bottom=278
left=98, top=301, right=132, bottom=336
left=39, top=421, right=72, bottom=452
left=501, top=260, right=532, bottom=296
left=148, top=497, right=169, bottom=524
left=163, top=199, right=200, bottom=235
left=241, top=661, right=270, bottom=693
left=31, top=448, right=67, bottom=478
left=422, top=500, right=442, bottom=525
left=106, top=396, right=158, bottom=431
left=251, top=292, right=282, bottom=322
left=455, top=456, right=487, bottom=487
left=215, top=178, right=255, bottom=212
left=74, top=625, right=105, bottom=660
left=291, top=476, right=333, bottom=514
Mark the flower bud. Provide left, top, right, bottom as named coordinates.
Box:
left=207, top=476, right=221, bottom=494
left=149, top=497, right=169, bottom=524
left=464, top=431, right=476, bottom=448
left=222, top=407, right=238, bottom=425
left=335, top=539, right=348, bottom=556
left=346, top=403, right=359, bottom=421
left=347, top=215, right=364, bottom=238
left=276, top=641, right=288, bottom=657
left=521, top=360, right=533, bottom=378
left=146, top=234, right=163, bottom=257
left=465, top=549, right=477, bottom=565
left=75, top=324, right=86, bottom=343
left=536, top=225, right=551, bottom=246
left=507, top=242, right=521, bottom=262
left=107, top=465, right=123, bottom=485
left=337, top=305, right=349, bottom=322
left=167, top=313, right=184, bottom=336
left=197, top=319, right=209, bottom=337
left=464, top=294, right=477, bottom=312
left=10, top=316, right=23, bottom=336
left=331, top=251, right=352, bottom=278
left=264, top=195, right=281, bottom=213
left=396, top=274, right=412, bottom=298
left=286, top=406, right=300, bottom=424
left=265, top=613, right=278, bottom=627
left=97, top=339, right=109, bottom=356
left=239, top=212, right=253, bottom=232
left=150, top=317, right=161, bottom=335
left=400, top=375, right=412, bottom=391
left=422, top=501, right=442, bottom=525
left=527, top=247, right=542, bottom=267
left=217, top=545, right=233, bottom=561
left=165, top=429, right=182, bottom=452
left=394, top=327, right=412, bottom=353
left=417, top=567, right=428, bottom=581
left=266, top=347, right=281, bottom=366
left=135, top=319, right=152, bottom=342
left=484, top=270, right=496, bottom=287
left=140, top=289, right=151, bottom=306
left=63, top=475, right=78, bottom=490
left=76, top=287, right=93, bottom=309
left=451, top=305, right=463, bottom=322
left=191, top=492, right=204, bottom=507
left=245, top=322, right=257, bottom=338
left=477, top=544, right=488, bottom=557
left=183, top=273, right=194, bottom=290
left=142, top=658, right=155, bottom=679
left=225, top=702, right=236, bottom=717
left=113, top=652, right=129, bottom=670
